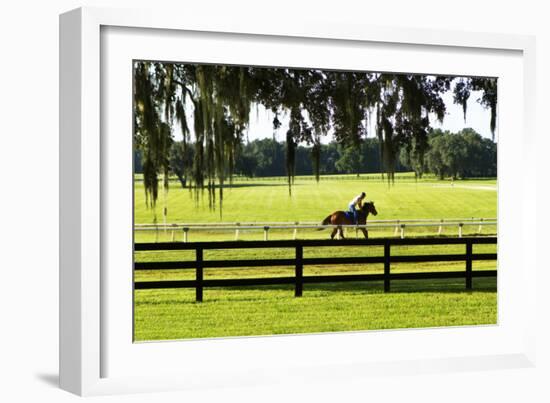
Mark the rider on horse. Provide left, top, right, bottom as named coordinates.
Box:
left=348, top=192, right=366, bottom=224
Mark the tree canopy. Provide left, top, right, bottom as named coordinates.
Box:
left=423, top=128, right=497, bottom=179
left=133, top=61, right=497, bottom=217
left=147, top=129, right=494, bottom=181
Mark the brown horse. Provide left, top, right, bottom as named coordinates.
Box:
left=320, top=202, right=378, bottom=239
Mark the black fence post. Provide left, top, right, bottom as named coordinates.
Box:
left=295, top=245, right=303, bottom=297
left=465, top=241, right=472, bottom=290
left=196, top=248, right=203, bottom=302
left=384, top=242, right=391, bottom=292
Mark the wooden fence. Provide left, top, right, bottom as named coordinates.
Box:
left=134, top=237, right=497, bottom=302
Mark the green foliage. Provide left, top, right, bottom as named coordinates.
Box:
left=134, top=62, right=173, bottom=210
left=139, top=129, right=495, bottom=184
left=231, top=138, right=394, bottom=177
left=423, top=128, right=496, bottom=179
left=335, top=146, right=364, bottom=176
left=460, top=128, right=498, bottom=177
left=453, top=78, right=498, bottom=139
left=133, top=61, right=498, bottom=215
left=231, top=133, right=497, bottom=179
left=169, top=141, right=194, bottom=188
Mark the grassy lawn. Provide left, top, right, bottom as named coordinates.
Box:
left=133, top=175, right=497, bottom=341
left=134, top=278, right=497, bottom=341
left=134, top=175, right=497, bottom=225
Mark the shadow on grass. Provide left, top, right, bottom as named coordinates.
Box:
left=135, top=278, right=496, bottom=299
left=212, top=182, right=293, bottom=189
left=137, top=181, right=293, bottom=189
left=406, top=234, right=496, bottom=239
left=135, top=278, right=497, bottom=307
left=213, top=277, right=497, bottom=294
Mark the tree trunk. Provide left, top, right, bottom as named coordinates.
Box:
left=175, top=173, right=186, bottom=189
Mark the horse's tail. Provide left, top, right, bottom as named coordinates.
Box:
left=318, top=215, right=332, bottom=230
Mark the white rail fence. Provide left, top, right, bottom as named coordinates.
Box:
left=134, top=218, right=497, bottom=242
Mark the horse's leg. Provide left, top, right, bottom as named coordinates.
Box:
left=361, top=228, right=368, bottom=239
left=330, top=227, right=338, bottom=240
left=339, top=226, right=345, bottom=239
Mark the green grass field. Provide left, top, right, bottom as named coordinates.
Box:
left=133, top=175, right=498, bottom=341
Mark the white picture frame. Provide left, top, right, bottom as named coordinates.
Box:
left=60, top=6, right=537, bottom=396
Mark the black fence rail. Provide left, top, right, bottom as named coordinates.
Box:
left=134, top=237, right=497, bottom=302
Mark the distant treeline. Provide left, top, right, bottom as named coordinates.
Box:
left=134, top=128, right=496, bottom=183
left=232, top=137, right=409, bottom=177
left=419, top=128, right=497, bottom=179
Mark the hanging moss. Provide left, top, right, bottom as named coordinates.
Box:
left=311, top=135, right=321, bottom=182
left=134, top=61, right=497, bottom=217
left=133, top=62, right=172, bottom=213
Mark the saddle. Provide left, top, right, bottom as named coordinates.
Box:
left=344, top=211, right=357, bottom=224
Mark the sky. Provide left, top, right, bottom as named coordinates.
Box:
left=173, top=83, right=497, bottom=145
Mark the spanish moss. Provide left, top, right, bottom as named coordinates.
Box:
left=133, top=61, right=498, bottom=216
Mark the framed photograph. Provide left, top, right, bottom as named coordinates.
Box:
left=60, top=7, right=537, bottom=396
